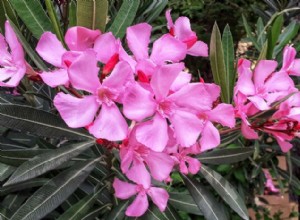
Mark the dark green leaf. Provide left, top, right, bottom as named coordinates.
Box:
left=9, top=0, right=53, bottom=39
left=198, top=147, right=254, bottom=164
left=169, top=192, right=203, bottom=215
left=81, top=204, right=112, bottom=220
left=77, top=0, right=108, bottom=31
left=242, top=15, right=260, bottom=50
left=145, top=0, right=168, bottom=23
left=222, top=24, right=235, bottom=102
left=144, top=204, right=181, bottom=220
left=5, top=140, right=94, bottom=185
left=0, top=104, right=93, bottom=140
left=10, top=159, right=98, bottom=220
left=210, top=22, right=229, bottom=103
left=257, top=40, right=268, bottom=61
left=68, top=0, right=77, bottom=28
left=0, top=0, right=19, bottom=32
left=200, top=165, right=249, bottom=220
left=256, top=17, right=266, bottom=47
left=267, top=14, right=283, bottom=59
left=182, top=174, right=227, bottom=220
left=270, top=160, right=284, bottom=194
left=108, top=0, right=140, bottom=38
left=0, top=162, right=15, bottom=181
left=106, top=200, right=129, bottom=220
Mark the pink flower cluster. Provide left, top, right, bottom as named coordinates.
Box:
left=0, top=10, right=300, bottom=217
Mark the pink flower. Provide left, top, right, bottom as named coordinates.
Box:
left=263, top=169, right=279, bottom=193
left=54, top=50, right=133, bottom=141
left=36, top=27, right=100, bottom=87
left=280, top=45, right=300, bottom=76
left=123, top=63, right=215, bottom=151
left=113, top=163, right=169, bottom=217
left=120, top=127, right=174, bottom=181
left=0, top=21, right=26, bottom=87
left=165, top=9, right=208, bottom=57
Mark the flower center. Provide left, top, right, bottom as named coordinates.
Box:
left=97, top=86, right=117, bottom=106
left=158, top=100, right=173, bottom=117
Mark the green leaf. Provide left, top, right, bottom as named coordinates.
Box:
left=181, top=174, right=227, bottom=220
left=222, top=24, right=235, bottom=102
left=7, top=19, right=48, bottom=71
left=0, top=162, right=15, bottom=181
left=200, top=165, right=249, bottom=220
left=242, top=14, right=260, bottom=51
left=57, top=184, right=108, bottom=220
left=0, top=104, right=93, bottom=140
left=267, top=14, right=283, bottom=59
left=145, top=0, right=168, bottom=23
left=108, top=0, right=140, bottom=38
left=9, top=0, right=53, bottom=39
left=169, top=192, right=203, bottom=215
left=144, top=204, right=181, bottom=220
left=77, top=0, right=108, bottom=31
left=45, top=0, right=66, bottom=46
left=5, top=140, right=94, bottom=185
left=198, top=147, right=254, bottom=164
left=210, top=22, right=229, bottom=103
left=278, top=168, right=300, bottom=189
left=0, top=0, right=19, bottom=32
left=256, top=17, right=266, bottom=47
left=68, top=0, right=77, bottom=28
left=257, top=40, right=268, bottom=61
left=81, top=204, right=112, bottom=220
left=10, top=159, right=98, bottom=220
left=273, top=21, right=300, bottom=57
left=106, top=201, right=129, bottom=220
left=270, top=160, right=284, bottom=195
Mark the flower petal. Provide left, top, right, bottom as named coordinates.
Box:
left=187, top=157, right=201, bottom=174
left=241, top=121, right=258, bottom=139
left=207, top=103, right=235, bottom=128
left=54, top=93, right=99, bottom=128
left=0, top=34, right=10, bottom=64
left=65, top=26, right=100, bottom=51
left=150, top=34, right=187, bottom=65
left=126, top=160, right=151, bottom=189
left=147, top=187, right=169, bottom=212
left=89, top=103, right=128, bottom=141
left=248, top=96, right=269, bottom=110
left=170, top=71, right=191, bottom=92
left=94, top=32, right=119, bottom=63
left=136, top=114, right=168, bottom=152
left=36, top=32, right=66, bottom=67
left=68, top=50, right=101, bottom=93
left=264, top=71, right=294, bottom=92
left=0, top=66, right=26, bottom=87
left=126, top=23, right=151, bottom=60
left=165, top=9, right=174, bottom=29
left=40, top=69, right=69, bottom=87
left=253, top=60, right=277, bottom=87
left=282, top=45, right=296, bottom=70
left=187, top=40, right=208, bottom=57
left=200, top=121, right=220, bottom=152
left=126, top=192, right=149, bottom=217
left=113, top=178, right=136, bottom=199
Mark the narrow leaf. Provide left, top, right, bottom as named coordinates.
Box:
left=144, top=204, right=181, bottom=220
left=257, top=40, right=268, bottom=61
left=0, top=104, right=93, bottom=140
left=200, top=165, right=249, bottom=220
left=242, top=14, right=260, bottom=50
left=169, top=192, right=203, bottom=215
left=68, top=0, right=77, bottom=28
left=256, top=17, right=266, bottom=47
left=145, top=0, right=168, bottom=23
left=198, top=147, right=254, bottom=164
left=0, top=162, right=15, bottom=181
left=10, top=159, right=98, bottom=220
left=77, top=0, right=108, bottom=31
left=267, top=14, right=283, bottom=59
left=210, top=22, right=229, bottom=103
left=1, top=0, right=19, bottom=31
left=9, top=0, right=53, bottom=39
left=106, top=201, right=129, bottom=220
left=182, top=174, right=227, bottom=220
left=108, top=0, right=140, bottom=38
left=5, top=140, right=94, bottom=185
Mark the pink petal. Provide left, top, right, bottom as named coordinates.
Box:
left=173, top=17, right=196, bottom=41
left=36, top=32, right=66, bottom=67
left=179, top=160, right=189, bottom=174
left=0, top=34, right=10, bottom=63
left=126, top=192, right=149, bottom=217
left=165, top=9, right=174, bottom=29
left=126, top=161, right=151, bottom=189
left=289, top=59, right=300, bottom=76
left=68, top=50, right=101, bottom=93
left=123, top=83, right=156, bottom=121
left=253, top=60, right=277, bottom=87
left=150, top=63, right=184, bottom=100
left=136, top=59, right=156, bottom=77
left=264, top=71, right=294, bottom=92
left=4, top=21, right=24, bottom=64
left=241, top=121, right=259, bottom=139
left=40, top=69, right=69, bottom=87
left=89, top=103, right=128, bottom=141
left=113, top=178, right=137, bottom=199
left=276, top=137, right=293, bottom=153
left=200, top=121, right=220, bottom=152
left=146, top=151, right=174, bottom=181
left=150, top=34, right=187, bottom=65
left=207, top=103, right=235, bottom=127
left=65, top=26, right=100, bottom=51
left=61, top=51, right=81, bottom=68
left=120, top=147, right=134, bottom=173
left=147, top=187, right=169, bottom=212
left=126, top=23, right=151, bottom=60
left=170, top=71, right=191, bottom=92
left=170, top=109, right=203, bottom=147
left=282, top=45, right=296, bottom=70
left=54, top=93, right=99, bottom=128
left=136, top=114, right=168, bottom=152
left=235, top=66, right=255, bottom=96
left=187, top=40, right=208, bottom=57
left=0, top=67, right=26, bottom=87
left=237, top=58, right=251, bottom=77
left=94, top=32, right=119, bottom=64
left=248, top=96, right=269, bottom=110
left=0, top=68, right=13, bottom=81
left=187, top=157, right=201, bottom=174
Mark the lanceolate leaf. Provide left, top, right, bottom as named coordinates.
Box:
left=242, top=14, right=260, bottom=51
left=10, top=159, right=98, bottom=220
left=9, top=0, right=53, bottom=39
left=0, top=104, right=93, bottom=140
left=0, top=162, right=15, bottom=181
left=68, top=0, right=77, bottom=28
left=169, top=192, right=203, bottom=215
left=222, top=24, right=235, bottom=103
left=198, top=147, right=254, bottom=164
left=106, top=200, right=129, bottom=220
left=257, top=40, right=268, bottom=61
left=145, top=0, right=168, bottom=23
left=200, top=165, right=249, bottom=220
left=210, top=22, right=229, bottom=103
left=181, top=174, right=227, bottom=220
left=256, top=17, right=266, bottom=47
left=5, top=140, right=94, bottom=185
left=0, top=0, right=19, bottom=32
left=144, top=204, right=181, bottom=220
left=77, top=0, right=108, bottom=31
left=57, top=184, right=108, bottom=220
left=267, top=14, right=283, bottom=59
left=108, top=0, right=140, bottom=38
